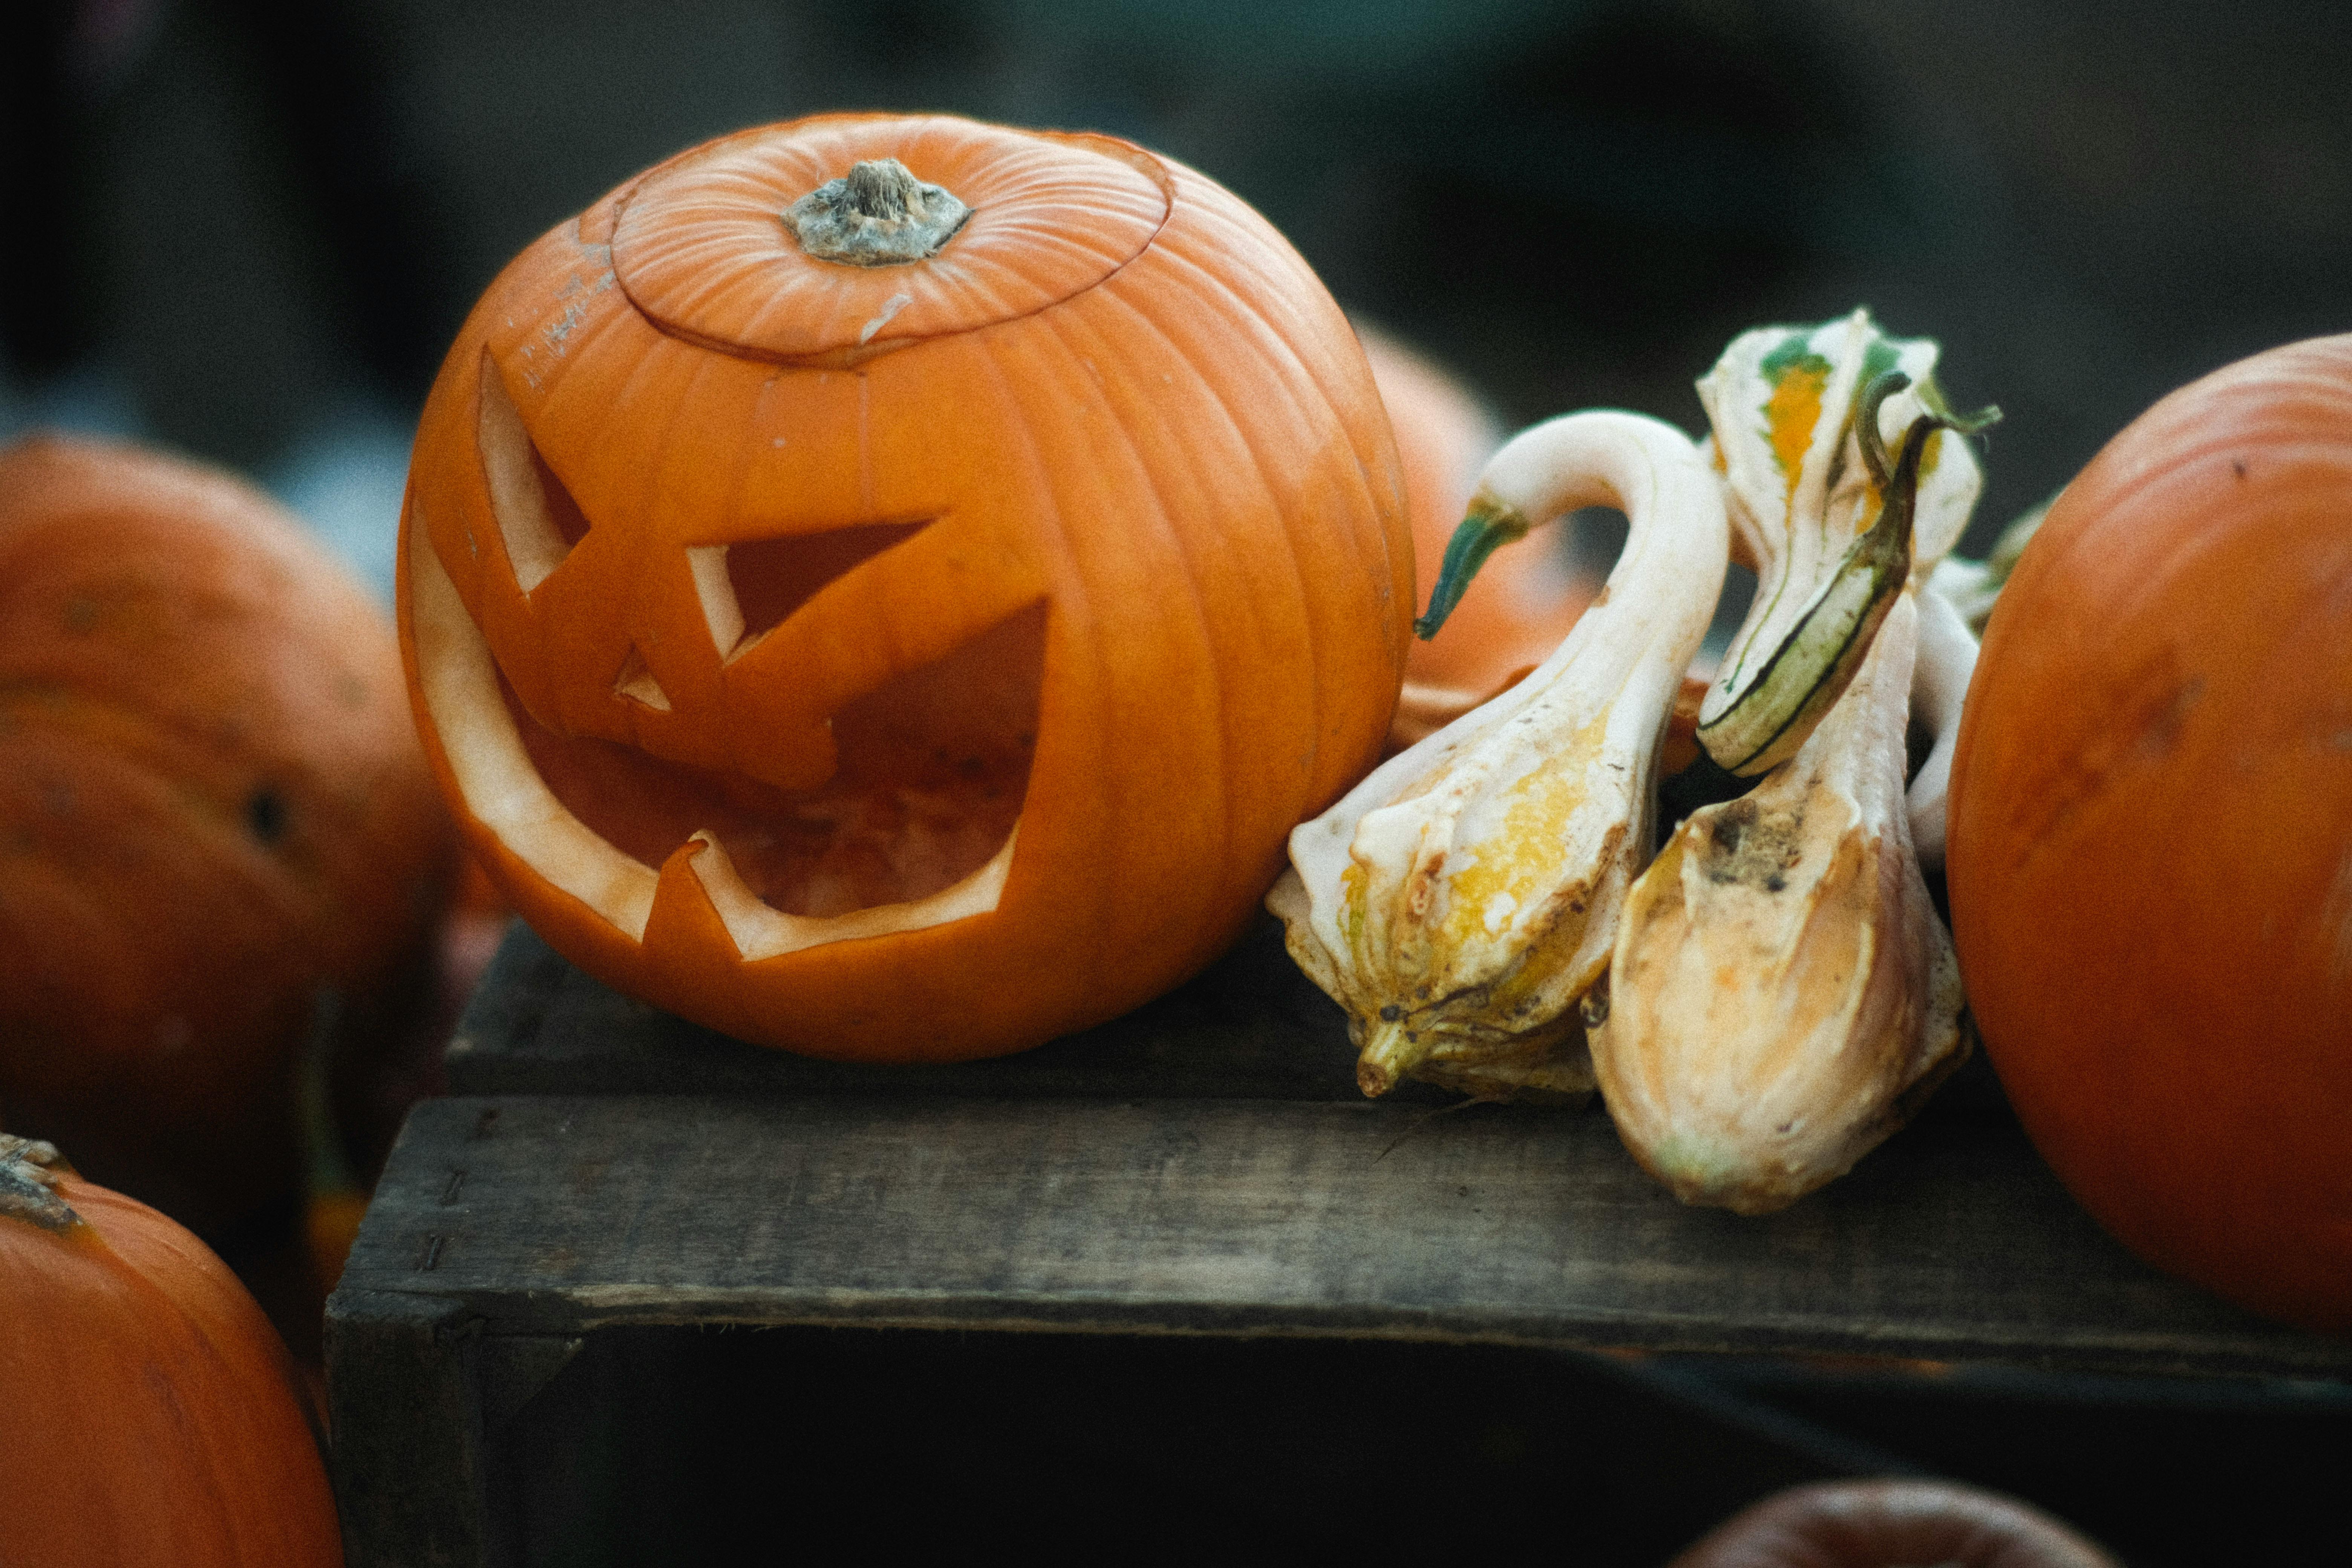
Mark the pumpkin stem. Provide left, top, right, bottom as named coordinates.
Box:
left=782, top=158, right=972, bottom=266
left=0, top=1135, right=85, bottom=1232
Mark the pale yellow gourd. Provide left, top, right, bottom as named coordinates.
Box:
left=1593, top=313, right=1996, bottom=1211
left=1269, top=412, right=1729, bottom=1099
left=1594, top=589, right=1971, bottom=1212
left=1277, top=309, right=1999, bottom=1219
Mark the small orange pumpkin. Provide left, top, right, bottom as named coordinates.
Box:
left=400, top=113, right=1412, bottom=1061
left=0, top=1135, right=344, bottom=1566
left=1946, top=334, right=2352, bottom=1333
left=0, top=435, right=453, bottom=1236
left=1357, top=323, right=1597, bottom=746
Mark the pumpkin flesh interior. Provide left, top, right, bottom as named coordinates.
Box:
left=502, top=601, right=1040, bottom=918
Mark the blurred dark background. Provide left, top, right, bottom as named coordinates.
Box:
left=6, top=3, right=2348, bottom=1560
left=6, top=0, right=2349, bottom=600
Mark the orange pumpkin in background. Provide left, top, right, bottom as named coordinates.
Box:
left=1946, top=334, right=2352, bottom=1334
left=1357, top=323, right=1597, bottom=747
left=0, top=1136, right=343, bottom=1567
left=400, top=113, right=1413, bottom=1062
left=0, top=435, right=454, bottom=1238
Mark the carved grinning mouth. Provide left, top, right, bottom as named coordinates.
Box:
left=408, top=368, right=1039, bottom=960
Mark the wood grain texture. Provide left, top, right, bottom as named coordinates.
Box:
left=333, top=1091, right=2352, bottom=1380
left=331, top=922, right=2349, bottom=1563
left=323, top=1291, right=486, bottom=1568
left=443, top=913, right=1405, bottom=1101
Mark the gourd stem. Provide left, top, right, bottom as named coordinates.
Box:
left=1856, top=371, right=1911, bottom=491
left=1356, top=1018, right=1431, bottom=1098
left=1415, top=500, right=1531, bottom=640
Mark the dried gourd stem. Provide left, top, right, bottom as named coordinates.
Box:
left=782, top=158, right=972, bottom=265
left=0, top=1135, right=84, bottom=1232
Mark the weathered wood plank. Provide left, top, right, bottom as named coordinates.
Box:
left=339, top=1092, right=2352, bottom=1381
left=442, top=914, right=1434, bottom=1102
left=323, top=1290, right=487, bottom=1568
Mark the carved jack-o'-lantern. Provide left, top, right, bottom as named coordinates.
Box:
left=400, top=114, right=1412, bottom=1060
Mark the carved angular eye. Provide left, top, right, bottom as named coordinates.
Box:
left=477, top=353, right=592, bottom=595
left=688, top=520, right=934, bottom=662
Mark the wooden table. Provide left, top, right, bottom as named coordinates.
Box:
left=325, top=916, right=2352, bottom=1564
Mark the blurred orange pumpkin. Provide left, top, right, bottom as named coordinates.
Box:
left=0, top=1135, right=343, bottom=1567
left=0, top=433, right=453, bottom=1237
left=1357, top=323, right=1596, bottom=747
left=399, top=113, right=1412, bottom=1061
left=1946, top=334, right=2352, bottom=1333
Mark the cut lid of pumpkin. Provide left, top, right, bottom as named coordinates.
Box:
left=1270, top=410, right=1729, bottom=1098
left=612, top=115, right=1172, bottom=364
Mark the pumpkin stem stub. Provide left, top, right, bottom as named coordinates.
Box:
left=0, top=1136, right=84, bottom=1232
left=783, top=158, right=973, bottom=266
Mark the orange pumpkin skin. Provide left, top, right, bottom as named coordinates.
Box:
left=0, top=436, right=454, bottom=1236
left=0, top=1139, right=343, bottom=1566
left=1945, top=335, right=2352, bottom=1333
left=399, top=114, right=1413, bottom=1062
left=1357, top=323, right=1594, bottom=736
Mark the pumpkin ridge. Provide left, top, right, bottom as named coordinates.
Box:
left=1115, top=281, right=1353, bottom=866
left=2, top=1161, right=341, bottom=1563
left=947, top=329, right=1090, bottom=933
left=1083, top=268, right=1326, bottom=829
left=1129, top=234, right=1370, bottom=524
left=1030, top=300, right=1237, bottom=904
left=1143, top=196, right=1407, bottom=642
left=619, top=341, right=771, bottom=709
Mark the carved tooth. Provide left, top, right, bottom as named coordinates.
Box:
left=1269, top=411, right=1729, bottom=1099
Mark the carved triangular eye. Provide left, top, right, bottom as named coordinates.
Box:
left=613, top=643, right=671, bottom=710
left=478, top=352, right=593, bottom=595
left=689, top=519, right=933, bottom=662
